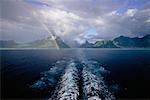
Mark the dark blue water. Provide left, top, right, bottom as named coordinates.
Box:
left=1, top=49, right=150, bottom=99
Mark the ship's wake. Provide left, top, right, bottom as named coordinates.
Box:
left=31, top=59, right=118, bottom=100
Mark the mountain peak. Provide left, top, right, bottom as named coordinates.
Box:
left=0, top=36, right=69, bottom=48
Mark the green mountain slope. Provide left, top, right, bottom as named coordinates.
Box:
left=79, top=35, right=150, bottom=48
left=0, top=36, right=69, bottom=48
left=93, top=40, right=118, bottom=48
left=114, top=35, right=150, bottom=48
left=0, top=40, right=18, bottom=48
left=80, top=41, right=93, bottom=48
left=1, top=35, right=150, bottom=48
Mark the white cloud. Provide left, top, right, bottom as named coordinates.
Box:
left=0, top=0, right=150, bottom=43
left=126, top=9, right=138, bottom=17
left=146, top=18, right=150, bottom=23
left=108, top=10, right=122, bottom=16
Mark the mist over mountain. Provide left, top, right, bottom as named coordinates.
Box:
left=1, top=35, right=150, bottom=48
left=0, top=36, right=69, bottom=48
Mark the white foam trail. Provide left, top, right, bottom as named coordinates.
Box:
left=50, top=60, right=79, bottom=100
left=82, top=65, right=115, bottom=100
left=31, top=60, right=67, bottom=89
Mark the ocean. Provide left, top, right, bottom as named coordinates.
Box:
left=1, top=49, right=150, bottom=99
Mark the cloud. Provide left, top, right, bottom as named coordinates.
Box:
left=0, top=0, right=150, bottom=43
left=126, top=9, right=138, bottom=17
left=0, top=0, right=48, bottom=42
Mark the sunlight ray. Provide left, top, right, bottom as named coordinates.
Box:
left=32, top=11, right=59, bottom=49
left=23, top=2, right=59, bottom=49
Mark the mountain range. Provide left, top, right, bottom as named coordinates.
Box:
left=0, top=36, right=69, bottom=48
left=0, top=35, right=150, bottom=48
left=80, top=35, right=150, bottom=48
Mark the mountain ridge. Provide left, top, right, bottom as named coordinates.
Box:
left=79, top=35, right=150, bottom=48
left=0, top=36, right=70, bottom=48
left=0, top=35, right=150, bottom=48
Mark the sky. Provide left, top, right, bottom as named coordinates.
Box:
left=0, top=0, right=150, bottom=43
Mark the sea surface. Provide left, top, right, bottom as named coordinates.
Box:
left=1, top=49, right=150, bottom=99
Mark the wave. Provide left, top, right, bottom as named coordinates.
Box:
left=30, top=59, right=117, bottom=100
left=82, top=61, right=115, bottom=100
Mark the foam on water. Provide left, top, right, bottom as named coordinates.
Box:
left=82, top=62, right=114, bottom=100
left=31, top=60, right=67, bottom=90
left=31, top=59, right=117, bottom=99
left=50, top=60, right=79, bottom=100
